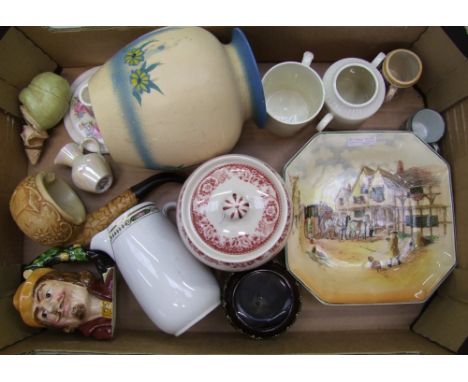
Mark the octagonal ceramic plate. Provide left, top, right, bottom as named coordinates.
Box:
left=284, top=131, right=456, bottom=305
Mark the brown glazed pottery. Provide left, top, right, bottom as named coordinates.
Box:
left=10, top=171, right=184, bottom=247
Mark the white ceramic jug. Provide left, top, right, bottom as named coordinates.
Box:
left=90, top=202, right=220, bottom=336
left=54, top=137, right=113, bottom=193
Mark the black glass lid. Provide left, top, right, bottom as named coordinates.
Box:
left=223, top=263, right=301, bottom=339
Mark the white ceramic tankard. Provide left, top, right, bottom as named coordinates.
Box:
left=90, top=202, right=220, bottom=336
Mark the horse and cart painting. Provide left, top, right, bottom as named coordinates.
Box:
left=285, top=132, right=456, bottom=304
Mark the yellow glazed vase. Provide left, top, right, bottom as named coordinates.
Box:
left=88, top=27, right=266, bottom=170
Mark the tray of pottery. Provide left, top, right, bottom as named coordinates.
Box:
left=24, top=64, right=441, bottom=334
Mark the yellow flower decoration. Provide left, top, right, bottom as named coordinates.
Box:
left=130, top=69, right=150, bottom=93
left=124, top=48, right=144, bottom=66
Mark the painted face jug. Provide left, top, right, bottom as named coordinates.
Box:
left=88, top=27, right=266, bottom=170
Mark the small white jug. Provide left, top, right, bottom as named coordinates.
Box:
left=55, top=137, right=113, bottom=193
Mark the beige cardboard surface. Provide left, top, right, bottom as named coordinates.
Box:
left=0, top=112, right=28, bottom=264
left=0, top=77, right=20, bottom=117
left=19, top=27, right=426, bottom=67
left=413, top=99, right=468, bottom=353
left=412, top=293, right=468, bottom=353
left=0, top=296, right=37, bottom=350
left=412, top=27, right=468, bottom=112
left=442, top=98, right=468, bottom=269
left=0, top=28, right=57, bottom=117
left=0, top=329, right=451, bottom=355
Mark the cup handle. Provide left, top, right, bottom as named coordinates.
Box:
left=302, top=51, right=314, bottom=67
left=78, top=82, right=93, bottom=107
left=316, top=113, right=333, bottom=132
left=371, top=52, right=386, bottom=68
left=79, top=137, right=102, bottom=154
left=162, top=201, right=177, bottom=218
left=385, top=84, right=399, bottom=103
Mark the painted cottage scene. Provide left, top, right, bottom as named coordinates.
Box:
left=293, top=160, right=450, bottom=271
left=285, top=133, right=456, bottom=304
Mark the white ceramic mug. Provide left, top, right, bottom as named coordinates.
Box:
left=316, top=53, right=386, bottom=132
left=54, top=137, right=113, bottom=193
left=262, top=51, right=325, bottom=137
left=382, top=49, right=423, bottom=102
left=90, top=202, right=221, bottom=336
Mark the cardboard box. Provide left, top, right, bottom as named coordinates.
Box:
left=0, top=26, right=467, bottom=354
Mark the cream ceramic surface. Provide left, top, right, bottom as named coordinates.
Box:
left=64, top=66, right=108, bottom=153
left=284, top=131, right=456, bottom=305
left=55, top=138, right=113, bottom=193
left=316, top=54, right=386, bottom=132
left=88, top=27, right=266, bottom=170
left=383, top=49, right=423, bottom=102
left=176, top=154, right=292, bottom=272
left=90, top=202, right=220, bottom=336
left=262, top=52, right=324, bottom=137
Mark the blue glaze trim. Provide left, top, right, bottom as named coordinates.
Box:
left=109, top=27, right=180, bottom=169
left=231, top=28, right=267, bottom=128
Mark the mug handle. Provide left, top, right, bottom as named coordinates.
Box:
left=385, top=84, right=399, bottom=103
left=79, top=137, right=102, bottom=154
left=371, top=52, right=386, bottom=68
left=302, top=51, right=314, bottom=67
left=78, top=82, right=93, bottom=107
left=162, top=201, right=177, bottom=218
left=316, top=113, right=334, bottom=132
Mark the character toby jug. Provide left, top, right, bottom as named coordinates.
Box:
left=13, top=245, right=115, bottom=340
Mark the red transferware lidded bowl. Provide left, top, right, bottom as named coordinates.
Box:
left=176, top=154, right=292, bottom=272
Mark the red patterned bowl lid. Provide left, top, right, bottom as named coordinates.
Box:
left=178, top=154, right=291, bottom=264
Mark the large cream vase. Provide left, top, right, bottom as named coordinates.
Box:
left=88, top=27, right=266, bottom=170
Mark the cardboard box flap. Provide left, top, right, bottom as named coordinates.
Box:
left=19, top=26, right=427, bottom=68
left=0, top=28, right=57, bottom=117
left=412, top=291, right=468, bottom=353
left=437, top=268, right=468, bottom=304
left=0, top=296, right=37, bottom=350
left=0, top=329, right=451, bottom=354
left=412, top=27, right=468, bottom=112
left=0, top=78, right=20, bottom=117
left=442, top=99, right=468, bottom=269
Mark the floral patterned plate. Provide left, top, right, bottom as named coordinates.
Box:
left=64, top=67, right=109, bottom=153
left=284, top=131, right=456, bottom=305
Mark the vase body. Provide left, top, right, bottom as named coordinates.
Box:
left=88, top=27, right=265, bottom=170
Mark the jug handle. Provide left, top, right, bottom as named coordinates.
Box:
left=65, top=172, right=186, bottom=247
left=79, top=137, right=102, bottom=154
left=302, top=51, right=314, bottom=67
left=316, top=113, right=334, bottom=132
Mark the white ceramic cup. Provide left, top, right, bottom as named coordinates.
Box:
left=382, top=49, right=423, bottom=102
left=90, top=202, right=220, bottom=336
left=54, top=137, right=113, bottom=193
left=316, top=53, right=386, bottom=132
left=262, top=51, right=325, bottom=137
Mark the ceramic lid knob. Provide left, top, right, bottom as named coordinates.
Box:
left=223, top=192, right=250, bottom=220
